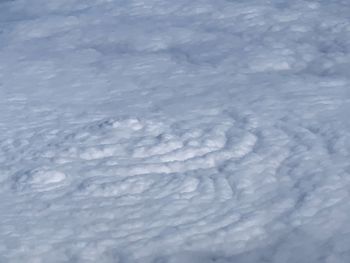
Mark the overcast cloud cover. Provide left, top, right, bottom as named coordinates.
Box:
left=1, top=0, right=350, bottom=262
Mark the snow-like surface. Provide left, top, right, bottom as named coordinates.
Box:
left=1, top=0, right=350, bottom=262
